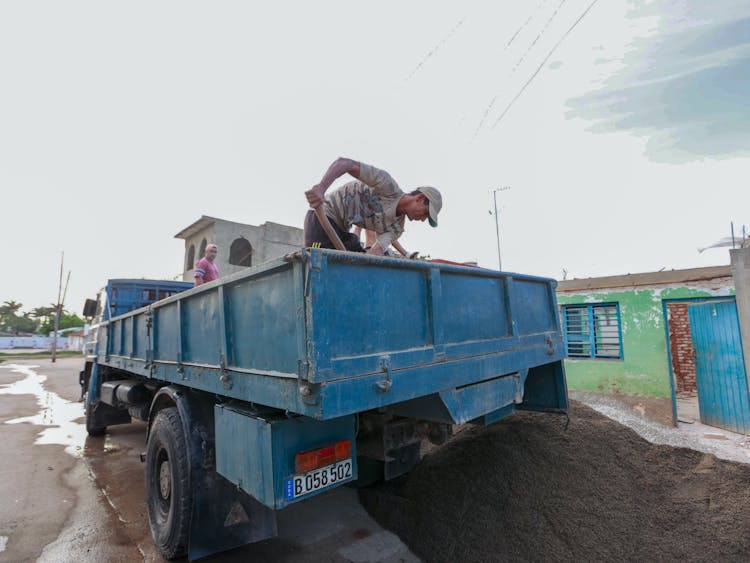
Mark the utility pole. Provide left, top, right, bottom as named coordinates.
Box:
left=492, top=186, right=511, bottom=270
left=52, top=252, right=64, bottom=362
left=52, top=255, right=70, bottom=363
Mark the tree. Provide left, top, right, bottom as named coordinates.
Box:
left=10, top=314, right=37, bottom=334
left=30, top=305, right=57, bottom=328
left=39, top=311, right=85, bottom=336
left=0, top=302, right=38, bottom=335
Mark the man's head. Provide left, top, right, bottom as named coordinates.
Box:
left=401, top=187, right=442, bottom=226
left=205, top=244, right=218, bottom=262
left=415, top=187, right=442, bottom=227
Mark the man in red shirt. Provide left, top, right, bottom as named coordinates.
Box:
left=194, top=244, right=219, bottom=286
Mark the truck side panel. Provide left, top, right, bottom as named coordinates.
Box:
left=96, top=250, right=566, bottom=422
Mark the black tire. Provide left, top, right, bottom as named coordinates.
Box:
left=84, top=395, right=106, bottom=437
left=146, top=407, right=192, bottom=559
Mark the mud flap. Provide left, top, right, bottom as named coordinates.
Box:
left=157, top=387, right=278, bottom=561
left=188, top=470, right=277, bottom=561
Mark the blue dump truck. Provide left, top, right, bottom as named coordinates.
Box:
left=81, top=249, right=568, bottom=560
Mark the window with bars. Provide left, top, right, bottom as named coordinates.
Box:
left=562, top=303, right=623, bottom=359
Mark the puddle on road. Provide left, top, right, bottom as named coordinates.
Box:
left=0, top=364, right=87, bottom=457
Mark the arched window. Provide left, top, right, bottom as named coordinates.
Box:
left=199, top=238, right=207, bottom=258
left=229, top=237, right=253, bottom=267
left=186, top=244, right=196, bottom=270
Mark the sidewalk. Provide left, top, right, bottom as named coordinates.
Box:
left=570, top=390, right=750, bottom=465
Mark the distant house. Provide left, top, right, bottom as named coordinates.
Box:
left=556, top=266, right=734, bottom=399
left=175, top=216, right=303, bottom=283
left=65, top=330, right=86, bottom=352
left=557, top=260, right=750, bottom=435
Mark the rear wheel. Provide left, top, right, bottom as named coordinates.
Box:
left=84, top=395, right=106, bottom=437
left=146, top=407, right=192, bottom=559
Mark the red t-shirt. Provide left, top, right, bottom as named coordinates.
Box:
left=194, top=257, right=219, bottom=284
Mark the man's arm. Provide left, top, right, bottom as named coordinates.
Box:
left=392, top=240, right=408, bottom=256
left=305, top=157, right=361, bottom=209
left=391, top=240, right=419, bottom=259
left=194, top=260, right=206, bottom=286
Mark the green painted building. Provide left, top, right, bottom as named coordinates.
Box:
left=556, top=266, right=734, bottom=398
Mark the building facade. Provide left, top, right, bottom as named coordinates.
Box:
left=175, top=216, right=303, bottom=282
left=556, top=266, right=735, bottom=398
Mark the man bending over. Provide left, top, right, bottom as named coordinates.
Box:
left=304, top=157, right=442, bottom=255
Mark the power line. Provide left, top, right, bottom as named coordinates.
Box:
left=505, top=0, right=549, bottom=50
left=511, top=0, right=567, bottom=74
left=405, top=16, right=467, bottom=82
left=473, top=0, right=564, bottom=139
left=491, top=0, right=601, bottom=130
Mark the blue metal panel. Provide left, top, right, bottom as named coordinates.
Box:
left=688, top=299, right=750, bottom=435
left=182, top=290, right=221, bottom=365
left=111, top=320, right=122, bottom=357
left=215, top=406, right=275, bottom=506
left=316, top=260, right=430, bottom=359
left=154, top=303, right=179, bottom=360
left=214, top=405, right=356, bottom=509
left=225, top=268, right=299, bottom=375
left=97, top=250, right=567, bottom=421
left=440, top=272, right=509, bottom=342
left=105, top=279, right=192, bottom=318
left=513, top=279, right=557, bottom=335
left=390, top=372, right=524, bottom=424
left=518, top=360, right=569, bottom=412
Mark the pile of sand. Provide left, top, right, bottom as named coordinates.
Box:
left=360, top=402, right=750, bottom=562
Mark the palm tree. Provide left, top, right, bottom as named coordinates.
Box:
left=0, top=300, right=23, bottom=332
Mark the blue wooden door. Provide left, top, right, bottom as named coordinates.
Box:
left=688, top=299, right=750, bottom=435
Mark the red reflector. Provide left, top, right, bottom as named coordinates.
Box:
left=335, top=440, right=351, bottom=461
left=318, top=446, right=335, bottom=467
left=295, top=440, right=352, bottom=473
left=295, top=451, right=318, bottom=474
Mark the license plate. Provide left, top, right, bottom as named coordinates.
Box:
left=285, top=459, right=353, bottom=500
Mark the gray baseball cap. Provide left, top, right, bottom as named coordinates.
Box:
left=416, top=186, right=442, bottom=227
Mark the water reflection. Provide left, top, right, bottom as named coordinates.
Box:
left=0, top=364, right=88, bottom=457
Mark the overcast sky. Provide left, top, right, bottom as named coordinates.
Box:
left=3, top=0, right=750, bottom=314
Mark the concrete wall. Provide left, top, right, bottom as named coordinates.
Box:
left=730, top=246, right=750, bottom=381
left=181, top=219, right=302, bottom=282
left=558, top=282, right=734, bottom=397
left=0, top=336, right=71, bottom=350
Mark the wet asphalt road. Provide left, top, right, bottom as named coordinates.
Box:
left=0, top=358, right=418, bottom=563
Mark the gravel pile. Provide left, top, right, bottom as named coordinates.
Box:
left=360, top=401, right=750, bottom=563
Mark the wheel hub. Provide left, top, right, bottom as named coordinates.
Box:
left=159, top=460, right=171, bottom=500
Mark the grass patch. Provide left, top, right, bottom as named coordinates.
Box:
left=0, top=350, right=83, bottom=363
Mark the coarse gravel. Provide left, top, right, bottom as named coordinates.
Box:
left=360, top=401, right=750, bottom=563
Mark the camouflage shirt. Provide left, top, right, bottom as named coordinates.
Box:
left=324, top=162, right=405, bottom=249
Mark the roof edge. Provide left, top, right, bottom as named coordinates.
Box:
left=557, top=265, right=732, bottom=292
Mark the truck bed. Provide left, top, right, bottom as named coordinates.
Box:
left=97, top=248, right=567, bottom=422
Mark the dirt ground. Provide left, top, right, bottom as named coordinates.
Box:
left=572, top=390, right=675, bottom=427
left=0, top=359, right=418, bottom=563
left=360, top=402, right=750, bottom=563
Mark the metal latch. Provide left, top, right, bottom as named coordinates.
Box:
left=219, top=354, right=232, bottom=390
left=374, top=356, right=392, bottom=393
left=545, top=334, right=555, bottom=355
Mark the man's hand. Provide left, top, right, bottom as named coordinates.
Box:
left=305, top=184, right=327, bottom=209
left=367, top=242, right=385, bottom=255
left=305, top=158, right=362, bottom=209
left=392, top=240, right=419, bottom=259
